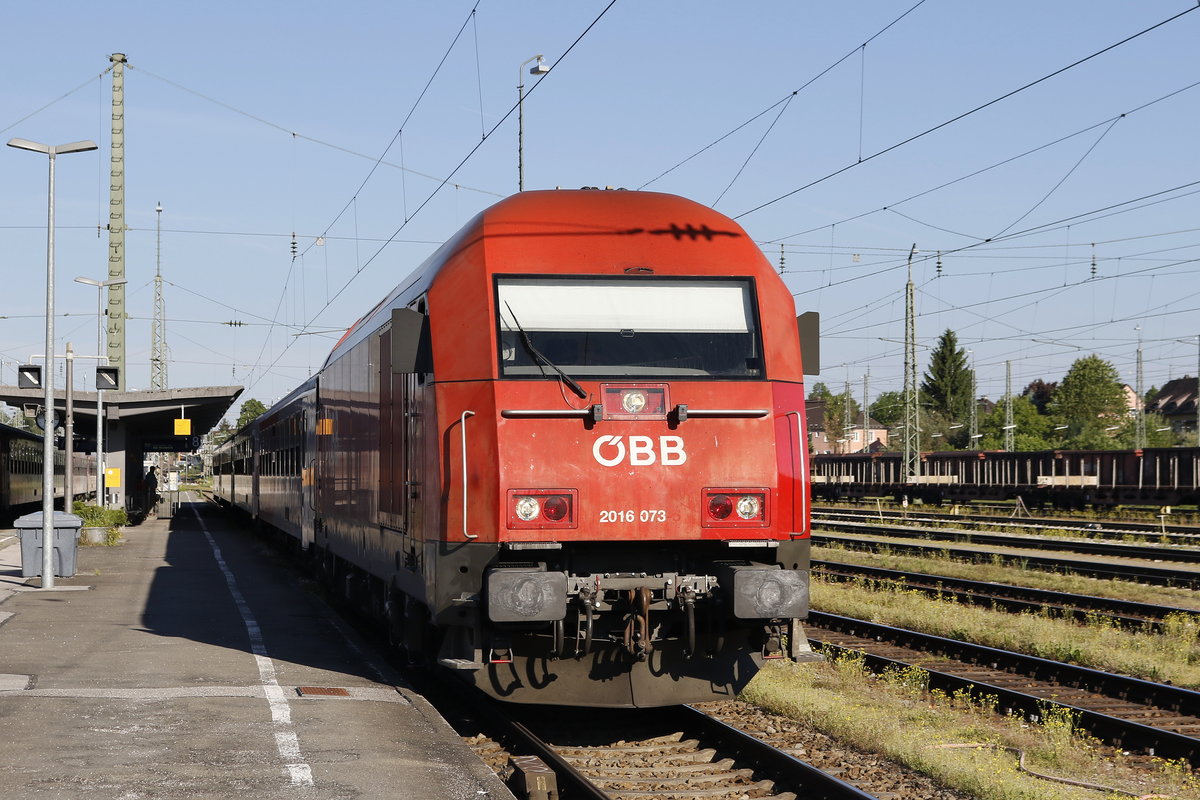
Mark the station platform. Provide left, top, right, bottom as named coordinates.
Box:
left=0, top=496, right=514, bottom=799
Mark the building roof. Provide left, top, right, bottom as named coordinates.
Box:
left=0, top=385, right=243, bottom=441
left=1147, top=376, right=1198, bottom=417
left=805, top=401, right=884, bottom=432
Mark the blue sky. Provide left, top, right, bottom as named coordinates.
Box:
left=2, top=1, right=1198, bottom=415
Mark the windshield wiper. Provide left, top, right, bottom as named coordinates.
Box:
left=504, top=302, right=587, bottom=399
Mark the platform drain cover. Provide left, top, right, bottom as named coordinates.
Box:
left=297, top=686, right=351, bottom=697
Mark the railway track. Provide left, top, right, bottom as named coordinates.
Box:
left=812, top=515, right=1200, bottom=562
left=806, top=611, right=1200, bottom=765
left=812, top=530, right=1200, bottom=587
left=813, top=559, right=1200, bottom=631
left=814, top=506, right=1200, bottom=542
left=452, top=694, right=883, bottom=800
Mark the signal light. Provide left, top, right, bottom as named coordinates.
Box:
left=542, top=495, right=569, bottom=522
left=507, top=489, right=577, bottom=529
left=600, top=384, right=668, bottom=419
left=703, top=489, right=769, bottom=528
left=707, top=494, right=733, bottom=520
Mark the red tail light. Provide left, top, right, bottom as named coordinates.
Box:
left=707, top=494, right=733, bottom=520
left=702, top=489, right=769, bottom=528
left=542, top=495, right=569, bottom=521
left=507, top=489, right=577, bottom=529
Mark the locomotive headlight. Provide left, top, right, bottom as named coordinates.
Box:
left=514, top=496, right=540, bottom=522
left=703, top=488, right=770, bottom=528
left=736, top=495, right=762, bottom=520
left=621, top=390, right=647, bottom=414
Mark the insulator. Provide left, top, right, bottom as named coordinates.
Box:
left=936, top=251, right=943, bottom=277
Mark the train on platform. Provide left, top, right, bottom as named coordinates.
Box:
left=213, top=189, right=818, bottom=707
left=0, top=421, right=91, bottom=521
left=811, top=447, right=1200, bottom=509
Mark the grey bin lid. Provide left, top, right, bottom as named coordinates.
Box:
left=14, top=511, right=84, bottom=530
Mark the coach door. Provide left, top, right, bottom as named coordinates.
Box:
left=300, top=392, right=317, bottom=549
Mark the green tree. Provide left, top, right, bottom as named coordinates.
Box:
left=921, top=329, right=973, bottom=421
left=817, top=391, right=861, bottom=451
left=806, top=382, right=834, bottom=405
left=1021, top=379, right=1057, bottom=415
left=236, top=398, right=268, bottom=430
left=209, top=419, right=235, bottom=446
left=1047, top=355, right=1127, bottom=448
left=869, top=390, right=904, bottom=428
left=0, top=404, right=34, bottom=432
left=977, top=395, right=1053, bottom=451
left=1111, top=412, right=1184, bottom=449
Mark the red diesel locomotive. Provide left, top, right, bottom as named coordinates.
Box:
left=214, top=189, right=818, bottom=707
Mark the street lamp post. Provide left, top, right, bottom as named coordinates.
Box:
left=518, top=54, right=551, bottom=192
left=8, top=137, right=98, bottom=589
left=75, top=275, right=126, bottom=506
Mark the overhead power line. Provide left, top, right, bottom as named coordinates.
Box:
left=735, top=5, right=1200, bottom=220
left=639, top=0, right=930, bottom=191
left=241, top=0, right=621, bottom=399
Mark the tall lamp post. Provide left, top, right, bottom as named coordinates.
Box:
left=8, top=137, right=98, bottom=589
left=518, top=54, right=551, bottom=192
left=75, top=275, right=126, bottom=507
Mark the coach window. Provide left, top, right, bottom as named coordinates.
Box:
left=495, top=276, right=763, bottom=380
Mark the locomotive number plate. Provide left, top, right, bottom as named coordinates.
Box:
left=599, top=509, right=667, bottom=523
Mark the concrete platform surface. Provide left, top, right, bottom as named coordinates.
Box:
left=0, top=495, right=514, bottom=799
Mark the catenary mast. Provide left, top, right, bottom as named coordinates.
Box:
left=107, top=54, right=127, bottom=389
left=151, top=203, right=167, bottom=390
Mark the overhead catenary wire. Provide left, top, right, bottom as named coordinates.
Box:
left=766, top=76, right=1200, bottom=245
left=239, top=0, right=621, bottom=400
left=638, top=0, right=930, bottom=192
left=734, top=5, right=1200, bottom=221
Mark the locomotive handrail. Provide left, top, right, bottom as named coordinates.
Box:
left=460, top=410, right=478, bottom=540
left=501, top=409, right=593, bottom=418
left=785, top=411, right=808, bottom=528
left=685, top=409, right=770, bottom=418
left=501, top=407, right=769, bottom=419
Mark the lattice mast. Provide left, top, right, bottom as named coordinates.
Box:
left=1004, top=360, right=1015, bottom=451
left=150, top=202, right=167, bottom=390
left=968, top=351, right=978, bottom=449
left=1135, top=327, right=1146, bottom=450
left=902, top=245, right=920, bottom=482
left=107, top=53, right=128, bottom=390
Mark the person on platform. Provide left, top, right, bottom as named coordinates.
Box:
left=144, top=466, right=159, bottom=516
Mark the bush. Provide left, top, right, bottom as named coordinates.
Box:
left=72, top=501, right=128, bottom=530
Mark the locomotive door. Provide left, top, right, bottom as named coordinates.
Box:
left=379, top=328, right=411, bottom=535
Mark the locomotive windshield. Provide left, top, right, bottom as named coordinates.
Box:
left=496, top=276, right=763, bottom=379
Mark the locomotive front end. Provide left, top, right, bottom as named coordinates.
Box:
left=430, top=191, right=816, bottom=707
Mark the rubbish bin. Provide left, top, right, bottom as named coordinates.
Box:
left=14, top=511, right=82, bottom=578
left=156, top=492, right=175, bottom=519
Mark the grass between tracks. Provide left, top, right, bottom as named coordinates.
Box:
left=810, top=575, right=1200, bottom=688
left=743, top=657, right=1200, bottom=800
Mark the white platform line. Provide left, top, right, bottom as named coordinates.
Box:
left=192, top=504, right=314, bottom=787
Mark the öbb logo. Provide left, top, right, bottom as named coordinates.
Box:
left=592, top=435, right=687, bottom=467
